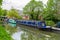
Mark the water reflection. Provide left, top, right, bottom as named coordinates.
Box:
left=11, top=30, right=51, bottom=40
left=12, top=31, right=24, bottom=40
left=4, top=24, right=60, bottom=40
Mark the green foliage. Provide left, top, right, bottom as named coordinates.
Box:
left=55, top=0, right=60, bottom=20
left=0, top=8, right=7, bottom=16
left=0, top=0, right=6, bottom=17
left=2, top=10, right=7, bottom=16
left=7, top=9, right=22, bottom=19
left=43, top=0, right=56, bottom=20
left=0, top=25, right=12, bottom=40
left=0, top=0, right=3, bottom=16
left=0, top=0, right=2, bottom=5
left=42, top=0, right=60, bottom=23
left=0, top=8, right=2, bottom=16
left=23, top=0, right=43, bottom=20
left=45, top=20, right=55, bottom=26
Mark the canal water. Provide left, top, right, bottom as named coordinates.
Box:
left=3, top=23, right=60, bottom=40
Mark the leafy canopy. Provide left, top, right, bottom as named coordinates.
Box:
left=7, top=9, right=22, bottom=19
left=23, top=0, right=43, bottom=20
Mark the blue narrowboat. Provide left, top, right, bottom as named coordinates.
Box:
left=16, top=20, right=51, bottom=29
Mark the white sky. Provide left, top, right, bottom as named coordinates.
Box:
left=1, top=0, right=48, bottom=10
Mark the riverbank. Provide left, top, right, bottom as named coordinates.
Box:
left=0, top=25, right=13, bottom=40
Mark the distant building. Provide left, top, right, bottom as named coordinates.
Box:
left=22, top=15, right=29, bottom=20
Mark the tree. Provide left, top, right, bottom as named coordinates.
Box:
left=0, top=0, right=3, bottom=15
left=7, top=9, right=22, bottom=19
left=42, top=0, right=58, bottom=22
left=0, top=8, right=2, bottom=16
left=55, top=0, right=60, bottom=20
left=2, top=10, right=7, bottom=16
left=0, top=8, right=7, bottom=16
left=23, top=0, right=43, bottom=20
left=0, top=0, right=2, bottom=5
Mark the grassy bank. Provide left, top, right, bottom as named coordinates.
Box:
left=0, top=25, right=13, bottom=40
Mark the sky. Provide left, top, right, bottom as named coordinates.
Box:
left=1, top=0, right=48, bottom=10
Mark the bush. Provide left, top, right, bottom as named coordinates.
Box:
left=45, top=20, right=55, bottom=26
left=0, top=25, right=13, bottom=40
